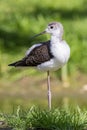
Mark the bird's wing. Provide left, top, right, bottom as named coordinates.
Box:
left=25, top=40, right=53, bottom=66
left=8, top=40, right=53, bottom=67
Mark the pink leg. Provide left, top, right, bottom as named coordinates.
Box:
left=47, top=71, right=51, bottom=110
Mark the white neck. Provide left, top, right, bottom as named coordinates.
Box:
left=51, top=35, right=62, bottom=44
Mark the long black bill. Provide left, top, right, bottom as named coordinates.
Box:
left=31, top=31, right=46, bottom=39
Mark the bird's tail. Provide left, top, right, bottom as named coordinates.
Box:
left=8, top=59, right=27, bottom=67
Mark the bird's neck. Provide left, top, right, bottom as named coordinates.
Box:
left=51, top=35, right=62, bottom=44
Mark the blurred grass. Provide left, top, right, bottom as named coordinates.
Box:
left=0, top=0, right=87, bottom=112
left=0, top=0, right=87, bottom=79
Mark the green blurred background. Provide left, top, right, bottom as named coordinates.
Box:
left=0, top=0, right=87, bottom=113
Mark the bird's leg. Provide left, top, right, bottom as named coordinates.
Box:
left=47, top=71, right=51, bottom=110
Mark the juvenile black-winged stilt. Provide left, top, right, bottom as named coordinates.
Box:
left=8, top=22, right=70, bottom=110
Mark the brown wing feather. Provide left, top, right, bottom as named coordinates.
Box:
left=8, top=41, right=53, bottom=67
left=25, top=41, right=53, bottom=66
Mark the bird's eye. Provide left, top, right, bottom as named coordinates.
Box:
left=50, top=26, right=53, bottom=29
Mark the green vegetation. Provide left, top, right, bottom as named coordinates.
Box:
left=0, top=106, right=87, bottom=130
left=0, top=0, right=87, bottom=80
left=0, top=0, right=87, bottom=127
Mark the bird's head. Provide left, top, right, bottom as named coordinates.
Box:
left=46, top=22, right=64, bottom=37
left=32, top=22, right=64, bottom=39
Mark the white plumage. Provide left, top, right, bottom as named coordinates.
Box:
left=37, top=40, right=70, bottom=71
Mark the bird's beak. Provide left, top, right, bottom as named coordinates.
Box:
left=31, top=31, right=46, bottom=39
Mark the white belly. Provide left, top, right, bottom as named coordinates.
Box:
left=37, top=58, right=62, bottom=71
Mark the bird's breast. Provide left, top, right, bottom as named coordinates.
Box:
left=51, top=41, right=70, bottom=65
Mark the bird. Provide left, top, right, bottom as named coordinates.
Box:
left=8, top=22, right=70, bottom=110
